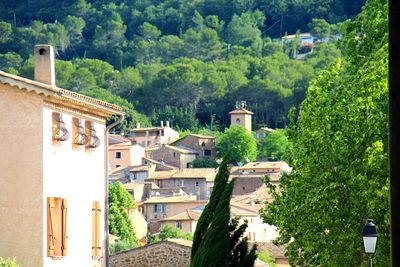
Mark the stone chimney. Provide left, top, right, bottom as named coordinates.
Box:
left=166, top=121, right=170, bottom=127
left=160, top=121, right=164, bottom=127
left=34, top=45, right=56, bottom=86
left=136, top=122, right=141, bottom=128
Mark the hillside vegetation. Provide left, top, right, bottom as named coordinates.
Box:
left=0, top=0, right=364, bottom=131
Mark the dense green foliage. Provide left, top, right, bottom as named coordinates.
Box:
left=216, top=126, right=257, bottom=163
left=258, top=129, right=292, bottom=160
left=109, top=182, right=138, bottom=246
left=148, top=224, right=193, bottom=244
left=191, top=163, right=256, bottom=267
left=109, top=240, right=136, bottom=255
left=0, top=258, right=20, bottom=267
left=0, top=0, right=359, bottom=131
left=262, top=0, right=389, bottom=265
left=192, top=158, right=219, bottom=168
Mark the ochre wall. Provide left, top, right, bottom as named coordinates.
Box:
left=0, top=85, right=44, bottom=267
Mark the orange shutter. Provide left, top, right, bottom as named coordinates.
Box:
left=61, top=199, right=68, bottom=256
left=47, top=197, right=56, bottom=257
left=92, top=201, right=101, bottom=257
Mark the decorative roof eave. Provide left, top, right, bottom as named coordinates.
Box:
left=228, top=108, right=254, bottom=115
left=0, top=70, right=124, bottom=118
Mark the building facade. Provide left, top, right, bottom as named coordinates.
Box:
left=0, top=45, right=123, bottom=267
left=170, top=134, right=217, bottom=159
left=129, top=122, right=179, bottom=147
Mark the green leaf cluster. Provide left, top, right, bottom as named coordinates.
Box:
left=258, top=129, right=293, bottom=161
left=216, top=126, right=258, bottom=163
left=262, top=0, right=389, bottom=265
left=0, top=258, right=20, bottom=267
left=148, top=224, right=193, bottom=244
left=109, top=182, right=138, bottom=246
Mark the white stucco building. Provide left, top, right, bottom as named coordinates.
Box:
left=0, top=45, right=124, bottom=267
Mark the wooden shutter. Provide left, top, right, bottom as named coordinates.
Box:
left=61, top=199, right=68, bottom=256
left=47, top=197, right=56, bottom=257
left=92, top=201, right=101, bottom=257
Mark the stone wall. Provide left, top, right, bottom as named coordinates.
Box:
left=110, top=239, right=191, bottom=267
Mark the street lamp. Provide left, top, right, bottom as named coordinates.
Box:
left=362, top=219, right=378, bottom=267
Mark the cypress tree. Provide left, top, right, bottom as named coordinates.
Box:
left=191, top=179, right=235, bottom=267
left=191, top=161, right=229, bottom=260
left=191, top=160, right=257, bottom=267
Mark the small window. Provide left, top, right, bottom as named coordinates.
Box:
left=243, top=186, right=246, bottom=191
left=116, top=165, right=121, bottom=168
left=173, top=152, right=176, bottom=158
left=147, top=141, right=151, bottom=146
left=116, top=151, right=121, bottom=159
left=180, top=180, right=184, bottom=187
left=154, top=204, right=166, bottom=213
left=195, top=181, right=199, bottom=187
left=236, top=118, right=241, bottom=123
left=176, top=222, right=182, bottom=229
left=248, top=232, right=252, bottom=241
left=201, top=142, right=206, bottom=147
left=47, top=197, right=68, bottom=258
left=92, top=201, right=101, bottom=258
left=204, top=150, right=211, bottom=156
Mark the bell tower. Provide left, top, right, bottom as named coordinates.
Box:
left=229, top=101, right=254, bottom=132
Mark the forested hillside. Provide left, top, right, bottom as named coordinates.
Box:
left=0, top=0, right=365, bottom=132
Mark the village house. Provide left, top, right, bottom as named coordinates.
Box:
left=143, top=194, right=207, bottom=228
left=108, top=134, right=131, bottom=145
left=145, top=168, right=217, bottom=200
left=230, top=161, right=291, bottom=195
left=127, top=207, right=148, bottom=240
left=0, top=45, right=124, bottom=267
left=129, top=121, right=179, bottom=147
left=159, top=208, right=202, bottom=235
left=108, top=142, right=145, bottom=170
left=158, top=192, right=278, bottom=243
left=170, top=134, right=217, bottom=159
left=146, top=144, right=198, bottom=168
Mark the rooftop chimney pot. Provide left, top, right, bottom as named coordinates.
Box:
left=166, top=121, right=170, bottom=127
left=161, top=121, right=164, bottom=127
left=34, top=45, right=56, bottom=86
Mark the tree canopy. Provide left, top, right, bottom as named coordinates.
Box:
left=262, top=0, right=389, bottom=265
left=216, top=126, right=257, bottom=163
left=0, top=0, right=363, bottom=132
left=109, top=182, right=138, bottom=246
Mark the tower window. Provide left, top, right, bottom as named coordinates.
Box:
left=236, top=118, right=241, bottom=123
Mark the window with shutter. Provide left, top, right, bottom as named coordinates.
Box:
left=92, top=201, right=101, bottom=257
left=47, top=197, right=56, bottom=257
left=61, top=199, right=68, bottom=256
left=47, top=197, right=68, bottom=258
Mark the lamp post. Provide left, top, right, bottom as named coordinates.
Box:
left=362, top=219, right=378, bottom=267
